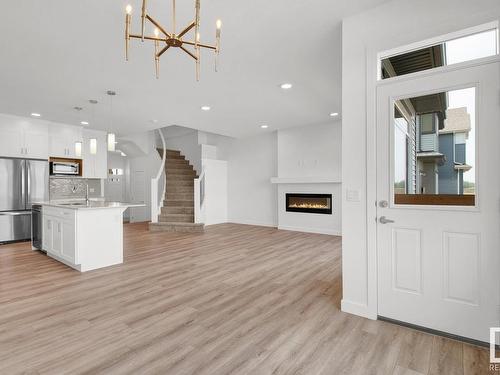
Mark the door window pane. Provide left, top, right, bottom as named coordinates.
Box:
left=381, top=28, right=498, bottom=80
left=393, top=87, right=475, bottom=205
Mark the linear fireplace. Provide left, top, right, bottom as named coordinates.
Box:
left=285, top=193, right=332, bottom=214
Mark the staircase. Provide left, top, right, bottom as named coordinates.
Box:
left=149, top=149, right=204, bottom=233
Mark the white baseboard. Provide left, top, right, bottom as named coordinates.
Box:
left=278, top=225, right=341, bottom=236
left=228, top=219, right=277, bottom=228
left=341, top=299, right=377, bottom=320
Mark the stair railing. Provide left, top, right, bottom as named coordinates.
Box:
left=151, top=129, right=167, bottom=223
left=194, top=169, right=206, bottom=223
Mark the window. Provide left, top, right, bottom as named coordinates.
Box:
left=420, top=114, right=435, bottom=134
left=393, top=87, right=476, bottom=205
left=380, top=27, right=498, bottom=80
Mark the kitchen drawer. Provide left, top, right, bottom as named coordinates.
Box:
left=43, top=206, right=76, bottom=219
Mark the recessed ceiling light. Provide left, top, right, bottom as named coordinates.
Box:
left=280, top=83, right=293, bottom=90
left=81, top=121, right=89, bottom=125
left=201, top=106, right=211, bottom=111
left=31, top=113, right=41, bottom=117
left=330, top=112, right=339, bottom=117
left=260, top=124, right=269, bottom=129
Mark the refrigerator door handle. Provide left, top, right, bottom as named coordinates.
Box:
left=27, top=161, right=31, bottom=206
left=21, top=160, right=26, bottom=209
left=0, top=211, right=32, bottom=216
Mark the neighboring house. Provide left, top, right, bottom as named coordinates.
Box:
left=395, top=98, right=471, bottom=195
left=416, top=107, right=471, bottom=194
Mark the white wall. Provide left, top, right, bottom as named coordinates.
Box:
left=277, top=121, right=341, bottom=180
left=219, top=132, right=278, bottom=227
left=202, top=159, right=228, bottom=225
left=125, top=146, right=161, bottom=223
left=341, top=0, right=500, bottom=319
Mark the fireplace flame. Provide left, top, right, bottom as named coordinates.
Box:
left=289, top=203, right=329, bottom=209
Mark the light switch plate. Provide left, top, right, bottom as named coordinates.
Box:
left=346, top=189, right=360, bottom=202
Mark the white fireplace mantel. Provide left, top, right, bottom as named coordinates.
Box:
left=270, top=177, right=341, bottom=184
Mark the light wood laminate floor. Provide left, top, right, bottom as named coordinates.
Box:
left=0, top=223, right=495, bottom=374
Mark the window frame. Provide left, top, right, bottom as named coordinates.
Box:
left=377, top=22, right=499, bottom=82
left=390, top=84, right=478, bottom=208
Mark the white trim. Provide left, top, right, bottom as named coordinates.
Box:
left=387, top=81, right=481, bottom=212
left=341, top=299, right=377, bottom=320
left=278, top=225, right=341, bottom=236
left=228, top=219, right=277, bottom=228
left=377, top=55, right=500, bottom=86
left=271, top=177, right=341, bottom=184
left=378, top=21, right=499, bottom=61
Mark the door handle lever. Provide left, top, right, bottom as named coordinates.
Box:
left=379, top=216, right=395, bottom=224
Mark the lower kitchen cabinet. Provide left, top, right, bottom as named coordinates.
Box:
left=43, top=207, right=77, bottom=266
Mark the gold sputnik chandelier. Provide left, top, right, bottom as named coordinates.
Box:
left=124, top=0, right=221, bottom=80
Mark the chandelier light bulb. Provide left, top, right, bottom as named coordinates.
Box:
left=125, top=4, right=132, bottom=14
left=216, top=19, right=222, bottom=29
left=154, top=28, right=160, bottom=37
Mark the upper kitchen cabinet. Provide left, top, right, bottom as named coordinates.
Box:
left=0, top=114, right=49, bottom=159
left=49, top=123, right=83, bottom=159
left=82, top=129, right=107, bottom=179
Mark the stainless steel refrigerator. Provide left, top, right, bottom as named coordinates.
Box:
left=0, top=158, right=48, bottom=243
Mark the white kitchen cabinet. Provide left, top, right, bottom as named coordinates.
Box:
left=0, top=116, right=49, bottom=159
left=61, top=219, right=76, bottom=263
left=0, top=125, right=23, bottom=158
left=82, top=129, right=107, bottom=179
left=49, top=124, right=82, bottom=159
left=42, top=216, right=53, bottom=250
left=43, top=207, right=77, bottom=265
left=24, top=126, right=49, bottom=159
left=52, top=220, right=63, bottom=255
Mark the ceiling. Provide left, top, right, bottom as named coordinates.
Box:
left=0, top=0, right=390, bottom=138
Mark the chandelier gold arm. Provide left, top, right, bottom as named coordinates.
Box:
left=125, top=13, right=131, bottom=60
left=177, top=21, right=196, bottom=39
left=157, top=45, right=170, bottom=57
left=141, top=0, right=147, bottom=41
left=180, top=46, right=199, bottom=61
left=146, top=15, right=171, bottom=38
left=130, top=34, right=165, bottom=42
left=154, top=40, right=160, bottom=79
left=195, top=0, right=200, bottom=49
left=182, top=40, right=216, bottom=50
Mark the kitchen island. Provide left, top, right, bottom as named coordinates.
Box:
left=38, top=201, right=144, bottom=272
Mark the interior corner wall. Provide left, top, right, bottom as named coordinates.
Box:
left=341, top=0, right=500, bottom=319
left=221, top=132, right=278, bottom=227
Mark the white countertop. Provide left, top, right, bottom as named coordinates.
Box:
left=37, top=201, right=145, bottom=210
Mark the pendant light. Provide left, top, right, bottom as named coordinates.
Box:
left=107, top=90, right=116, bottom=152
left=89, top=99, right=98, bottom=155
left=73, top=106, right=83, bottom=157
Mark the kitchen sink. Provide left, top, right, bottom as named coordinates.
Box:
left=59, top=202, right=89, bottom=206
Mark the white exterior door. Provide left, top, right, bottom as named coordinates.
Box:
left=376, top=61, right=500, bottom=343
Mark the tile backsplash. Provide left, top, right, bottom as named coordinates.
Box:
left=50, top=178, right=102, bottom=200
